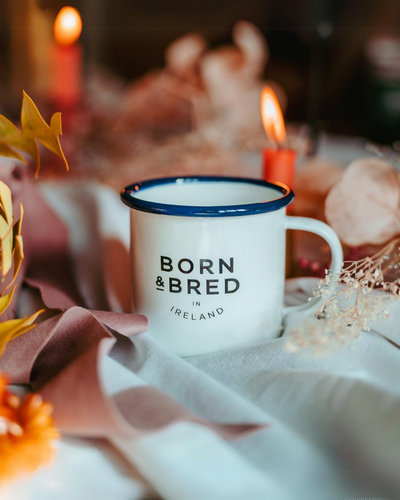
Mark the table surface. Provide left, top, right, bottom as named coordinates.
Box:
left=1, top=134, right=374, bottom=500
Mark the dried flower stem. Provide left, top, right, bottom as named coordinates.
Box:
left=287, top=238, right=400, bottom=356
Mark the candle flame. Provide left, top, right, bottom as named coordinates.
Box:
left=54, top=7, right=82, bottom=46
left=260, top=87, right=286, bottom=145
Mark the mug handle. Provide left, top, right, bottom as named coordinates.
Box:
left=283, top=216, right=343, bottom=315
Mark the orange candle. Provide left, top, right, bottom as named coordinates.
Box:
left=260, top=87, right=296, bottom=188
left=51, top=7, right=83, bottom=108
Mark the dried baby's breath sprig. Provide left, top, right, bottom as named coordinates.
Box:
left=286, top=238, right=400, bottom=356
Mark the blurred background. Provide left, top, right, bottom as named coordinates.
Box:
left=2, top=0, right=400, bottom=143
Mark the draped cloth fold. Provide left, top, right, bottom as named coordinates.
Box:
left=0, top=164, right=262, bottom=440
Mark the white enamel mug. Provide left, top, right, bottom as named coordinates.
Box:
left=121, top=176, right=343, bottom=356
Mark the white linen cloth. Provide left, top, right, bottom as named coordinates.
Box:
left=3, top=179, right=400, bottom=500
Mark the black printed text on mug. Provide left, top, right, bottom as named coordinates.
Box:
left=156, top=256, right=240, bottom=295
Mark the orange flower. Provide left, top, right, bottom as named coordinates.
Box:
left=0, top=374, right=59, bottom=486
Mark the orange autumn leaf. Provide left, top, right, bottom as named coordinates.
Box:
left=0, top=91, right=68, bottom=177
left=0, top=375, right=59, bottom=486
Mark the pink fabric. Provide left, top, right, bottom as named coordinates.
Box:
left=0, top=165, right=262, bottom=439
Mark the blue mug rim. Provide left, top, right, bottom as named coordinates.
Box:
left=120, top=176, right=294, bottom=217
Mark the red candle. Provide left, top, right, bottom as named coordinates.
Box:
left=262, top=148, right=296, bottom=188
left=260, top=87, right=296, bottom=188
left=51, top=7, right=83, bottom=108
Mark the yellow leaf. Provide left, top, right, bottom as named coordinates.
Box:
left=50, top=112, right=63, bottom=136
left=0, top=114, right=23, bottom=142
left=6, top=234, right=24, bottom=289
left=9, top=205, right=25, bottom=286
left=0, top=286, right=15, bottom=309
left=0, top=183, right=16, bottom=280
left=0, top=93, right=68, bottom=176
left=0, top=309, right=44, bottom=357
left=0, top=286, right=16, bottom=316
left=0, top=215, right=13, bottom=278
left=15, top=203, right=23, bottom=237
left=0, top=143, right=27, bottom=164
left=7, top=203, right=24, bottom=288
left=0, top=114, right=30, bottom=165
left=4, top=234, right=24, bottom=291
left=21, top=91, right=68, bottom=177
left=0, top=181, right=13, bottom=225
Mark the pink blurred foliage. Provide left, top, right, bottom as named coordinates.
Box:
left=291, top=157, right=396, bottom=277
left=53, top=21, right=297, bottom=185
left=325, top=157, right=400, bottom=246
left=113, top=21, right=287, bottom=150
left=294, top=158, right=344, bottom=219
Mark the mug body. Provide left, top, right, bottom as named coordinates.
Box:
left=122, top=177, right=294, bottom=356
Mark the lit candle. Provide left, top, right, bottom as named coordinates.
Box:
left=260, top=87, right=296, bottom=188
left=51, top=6, right=83, bottom=108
